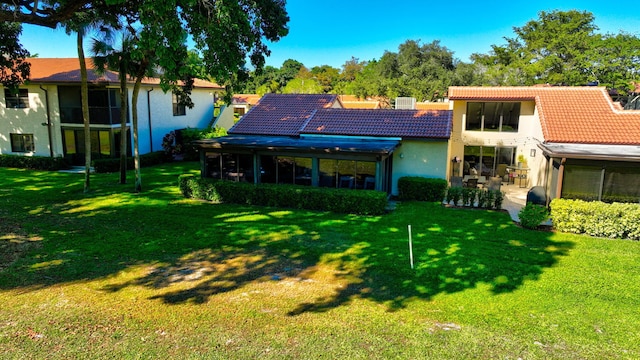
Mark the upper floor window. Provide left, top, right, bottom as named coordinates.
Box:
left=4, top=89, right=29, bottom=109
left=172, top=93, right=186, bottom=116
left=466, top=102, right=520, bottom=132
left=10, top=133, right=34, bottom=152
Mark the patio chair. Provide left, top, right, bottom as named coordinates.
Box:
left=464, top=178, right=478, bottom=188
left=364, top=176, right=375, bottom=190
left=484, top=176, right=502, bottom=191
left=339, top=176, right=354, bottom=189
left=450, top=176, right=463, bottom=188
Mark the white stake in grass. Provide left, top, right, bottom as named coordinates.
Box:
left=408, top=225, right=414, bottom=269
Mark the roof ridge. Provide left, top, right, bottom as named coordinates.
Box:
left=298, top=109, right=318, bottom=133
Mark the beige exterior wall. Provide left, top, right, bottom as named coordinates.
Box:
left=391, top=139, right=449, bottom=195
left=450, top=99, right=547, bottom=187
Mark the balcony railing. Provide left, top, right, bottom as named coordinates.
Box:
left=60, top=106, right=125, bottom=125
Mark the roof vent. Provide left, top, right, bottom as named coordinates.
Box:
left=395, top=97, right=416, bottom=110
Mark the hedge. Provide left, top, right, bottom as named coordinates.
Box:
left=550, top=198, right=640, bottom=240
left=0, top=154, right=70, bottom=171
left=178, top=174, right=388, bottom=215
left=93, top=152, right=169, bottom=173
left=397, top=176, right=448, bottom=202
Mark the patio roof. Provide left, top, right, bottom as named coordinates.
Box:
left=539, top=142, right=640, bottom=162
left=194, top=135, right=401, bottom=156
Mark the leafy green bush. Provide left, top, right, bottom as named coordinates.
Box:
left=93, top=152, right=168, bottom=173
left=518, top=203, right=550, bottom=230
left=176, top=127, right=227, bottom=161
left=397, top=176, right=447, bottom=202
left=0, top=154, right=70, bottom=171
left=178, top=174, right=388, bottom=215
left=445, top=186, right=462, bottom=206
left=550, top=198, right=640, bottom=240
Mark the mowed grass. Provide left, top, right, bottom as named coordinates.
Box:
left=1, top=162, right=639, bottom=359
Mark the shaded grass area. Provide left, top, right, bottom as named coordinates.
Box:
left=1, top=162, right=639, bottom=359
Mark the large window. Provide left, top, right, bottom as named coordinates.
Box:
left=58, top=86, right=124, bottom=125
left=10, top=133, right=34, bottom=152
left=319, top=159, right=376, bottom=189
left=259, top=156, right=312, bottom=185
left=464, top=146, right=515, bottom=177
left=4, top=89, right=29, bottom=109
left=465, top=102, right=520, bottom=132
left=172, top=93, right=186, bottom=116
left=206, top=153, right=254, bottom=182
left=562, top=160, right=640, bottom=203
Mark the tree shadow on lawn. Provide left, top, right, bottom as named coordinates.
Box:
left=100, top=202, right=573, bottom=314
left=0, top=170, right=573, bottom=314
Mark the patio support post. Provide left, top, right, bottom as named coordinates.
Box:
left=200, top=150, right=207, bottom=178
left=253, top=154, right=260, bottom=184
left=375, top=160, right=382, bottom=191
left=311, top=158, right=319, bottom=187
left=556, top=158, right=566, bottom=198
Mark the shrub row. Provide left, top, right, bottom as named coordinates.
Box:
left=178, top=174, right=388, bottom=215
left=444, top=187, right=505, bottom=210
left=0, top=154, right=70, bottom=171
left=397, top=176, right=448, bottom=202
left=550, top=198, right=640, bottom=240
left=93, top=152, right=169, bottom=173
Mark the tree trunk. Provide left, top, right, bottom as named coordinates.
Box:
left=119, top=61, right=128, bottom=184
left=78, top=31, right=91, bottom=193
left=131, top=61, right=147, bottom=193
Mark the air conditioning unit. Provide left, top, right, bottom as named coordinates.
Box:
left=395, top=97, right=416, bottom=110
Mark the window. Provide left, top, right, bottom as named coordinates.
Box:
left=4, top=89, right=29, bottom=109
left=465, top=102, right=520, bottom=132
left=10, top=133, right=34, bottom=152
left=172, top=93, right=186, bottom=116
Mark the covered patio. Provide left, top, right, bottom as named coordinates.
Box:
left=195, top=135, right=400, bottom=193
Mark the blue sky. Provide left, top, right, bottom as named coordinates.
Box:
left=19, top=1, right=640, bottom=70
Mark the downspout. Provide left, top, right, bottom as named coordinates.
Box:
left=39, top=86, right=54, bottom=157
left=147, top=88, right=154, bottom=152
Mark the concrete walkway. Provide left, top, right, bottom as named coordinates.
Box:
left=502, top=184, right=530, bottom=223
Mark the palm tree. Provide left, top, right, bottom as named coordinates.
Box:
left=92, top=31, right=135, bottom=185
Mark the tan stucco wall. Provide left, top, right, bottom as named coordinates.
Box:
left=450, top=100, right=547, bottom=187
left=392, top=139, right=449, bottom=195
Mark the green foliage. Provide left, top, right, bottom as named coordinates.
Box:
left=176, top=127, right=227, bottom=161
left=179, top=175, right=388, bottom=215
left=0, top=154, right=70, bottom=171
left=550, top=198, right=640, bottom=240
left=93, top=152, right=168, bottom=173
left=445, top=186, right=462, bottom=206
left=397, top=176, right=448, bottom=202
left=0, top=22, right=30, bottom=88
left=518, top=203, right=550, bottom=230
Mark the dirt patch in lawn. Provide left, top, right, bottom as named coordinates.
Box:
left=0, top=216, right=43, bottom=271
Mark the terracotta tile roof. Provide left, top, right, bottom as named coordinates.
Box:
left=232, top=94, right=261, bottom=105
left=448, top=86, right=640, bottom=145
left=24, top=58, right=223, bottom=89
left=303, top=109, right=452, bottom=138
left=229, top=93, right=338, bottom=136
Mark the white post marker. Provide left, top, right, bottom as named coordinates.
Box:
left=408, top=225, right=414, bottom=269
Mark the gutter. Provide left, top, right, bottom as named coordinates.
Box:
left=39, top=85, right=54, bottom=157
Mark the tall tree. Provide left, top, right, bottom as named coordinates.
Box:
left=92, top=31, right=135, bottom=185
left=0, top=22, right=30, bottom=89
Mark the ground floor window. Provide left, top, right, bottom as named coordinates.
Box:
left=205, top=153, right=254, bottom=182
left=10, top=133, right=34, bottom=152
left=318, top=159, right=376, bottom=189
left=62, top=128, right=130, bottom=165
left=562, top=160, right=640, bottom=203
left=463, top=145, right=516, bottom=178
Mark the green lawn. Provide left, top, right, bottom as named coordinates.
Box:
left=1, top=162, right=639, bottom=359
